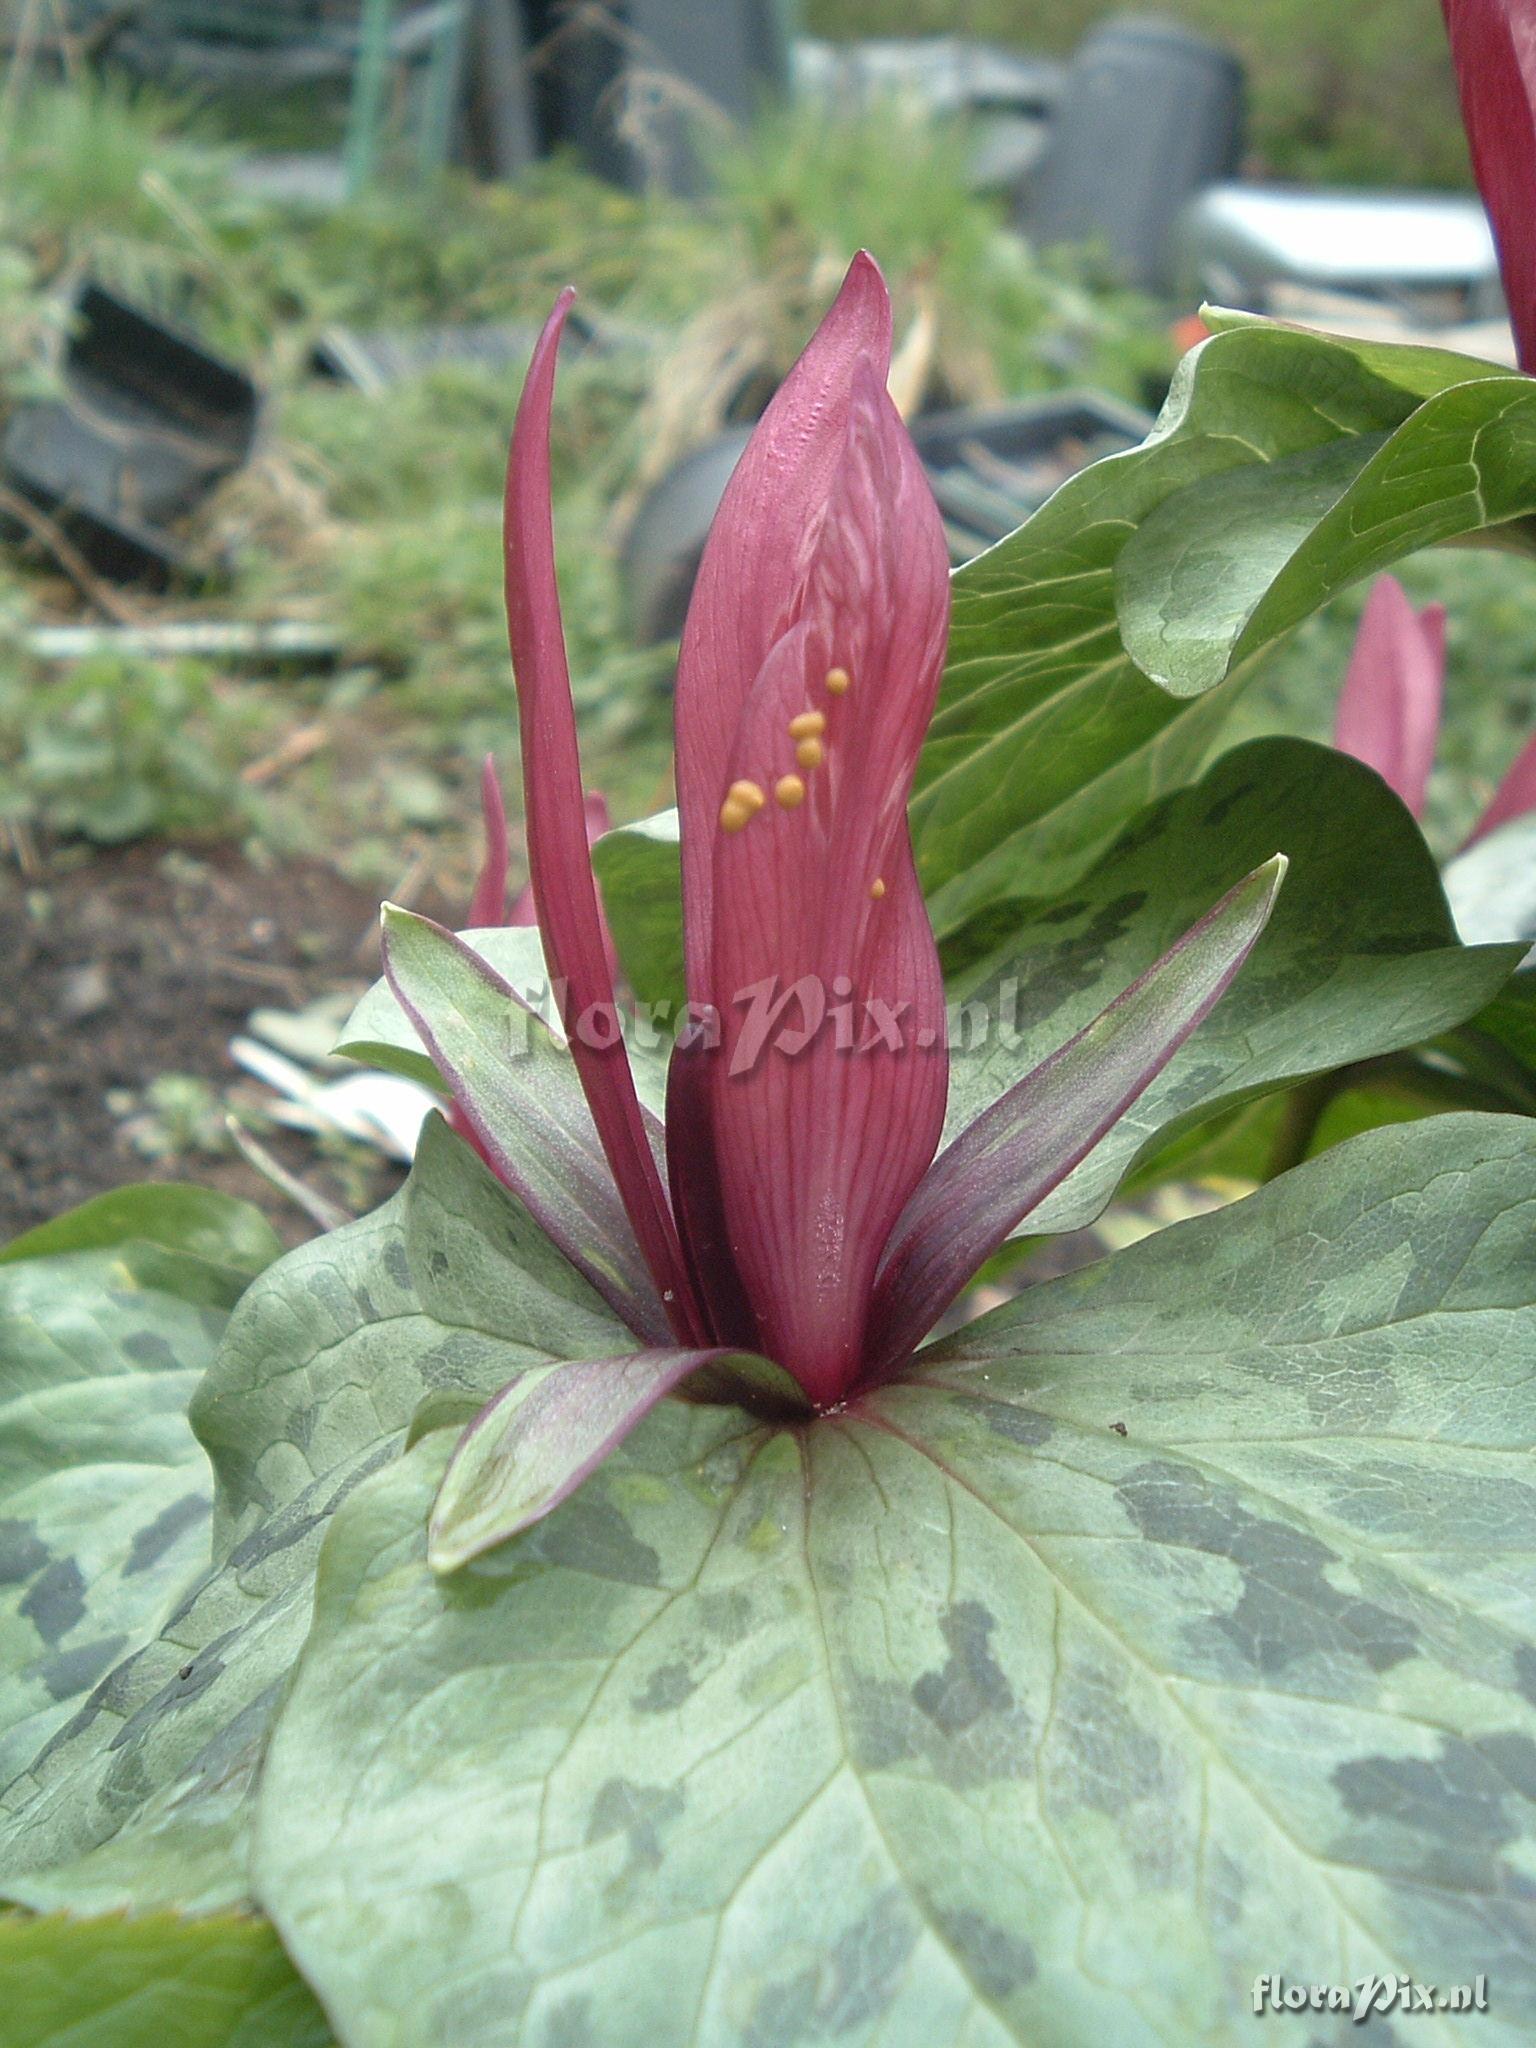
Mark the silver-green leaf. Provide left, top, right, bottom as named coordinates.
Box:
left=251, top=1113, right=1536, bottom=2047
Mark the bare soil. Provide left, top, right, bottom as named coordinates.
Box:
left=0, top=841, right=412, bottom=1245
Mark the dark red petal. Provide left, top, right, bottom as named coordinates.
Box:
left=674, top=252, right=892, bottom=1005
left=1332, top=577, right=1445, bottom=817
left=663, top=1027, right=762, bottom=1350
left=507, top=788, right=619, bottom=987
left=863, top=856, right=1287, bottom=1382
left=468, top=754, right=511, bottom=927
left=505, top=295, right=701, bottom=1339
left=700, top=361, right=951, bottom=1406
left=1442, top=0, right=1536, bottom=371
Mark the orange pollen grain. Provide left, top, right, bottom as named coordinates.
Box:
left=774, top=774, right=806, bottom=810
left=795, top=737, right=825, bottom=771
left=825, top=666, right=851, bottom=696
left=719, top=779, right=766, bottom=832
left=788, top=710, right=826, bottom=740
left=869, top=876, right=886, bottom=899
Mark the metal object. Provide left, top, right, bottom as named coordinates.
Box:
left=1173, top=184, right=1504, bottom=318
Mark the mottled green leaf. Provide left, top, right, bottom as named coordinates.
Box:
left=0, top=1188, right=277, bottom=1792
left=337, top=920, right=670, bottom=1115
left=0, top=1121, right=623, bottom=1917
left=335, top=925, right=559, bottom=1092
left=252, top=1114, right=1536, bottom=2047
left=1119, top=357, right=1536, bottom=703
left=939, top=737, right=1520, bottom=1238
left=428, top=1347, right=794, bottom=1572
left=195, top=1113, right=630, bottom=1557
left=378, top=908, right=670, bottom=1342
left=1462, top=969, right=1536, bottom=1093
left=1, top=1908, right=332, bottom=2048
left=916, top=321, right=1534, bottom=932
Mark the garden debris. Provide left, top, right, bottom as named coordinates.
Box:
left=308, top=302, right=644, bottom=391
left=1442, top=816, right=1536, bottom=960
left=109, top=1071, right=229, bottom=1161
left=1174, top=185, right=1505, bottom=326
left=232, top=993, right=437, bottom=1161
left=57, top=961, right=111, bottom=1022
left=239, top=722, right=329, bottom=787
left=311, top=318, right=545, bottom=392
left=230, top=1030, right=435, bottom=1160
left=792, top=35, right=1063, bottom=196
left=910, top=391, right=1153, bottom=555
left=225, top=1115, right=352, bottom=1232
left=22, top=620, right=342, bottom=667
left=1020, top=16, right=1245, bottom=291
left=0, top=280, right=261, bottom=588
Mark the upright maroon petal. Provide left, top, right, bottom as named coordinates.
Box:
left=507, top=789, right=619, bottom=988
left=1442, top=0, right=1536, bottom=371
left=674, top=252, right=892, bottom=1004
left=699, top=360, right=951, bottom=1406
left=468, top=754, right=511, bottom=927
left=1466, top=728, right=1536, bottom=844
left=1332, top=576, right=1446, bottom=816
left=664, top=1026, right=761, bottom=1350
left=505, top=295, right=701, bottom=1341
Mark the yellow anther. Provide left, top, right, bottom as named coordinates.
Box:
left=795, top=737, right=824, bottom=771
left=825, top=666, right=851, bottom=696
left=774, top=774, right=806, bottom=810
left=719, top=779, right=766, bottom=833
left=788, top=710, right=826, bottom=740
left=869, top=876, right=886, bottom=899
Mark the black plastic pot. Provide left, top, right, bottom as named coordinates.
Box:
left=1021, top=15, right=1245, bottom=292
left=911, top=390, right=1153, bottom=557
left=0, top=282, right=261, bottom=586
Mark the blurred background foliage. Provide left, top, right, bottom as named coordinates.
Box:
left=807, top=0, right=1470, bottom=186
left=0, top=4, right=1525, bottom=907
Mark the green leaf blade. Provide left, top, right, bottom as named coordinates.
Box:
left=249, top=1114, right=1536, bottom=2047
left=0, top=1908, right=333, bottom=2048
left=917, top=323, right=1536, bottom=930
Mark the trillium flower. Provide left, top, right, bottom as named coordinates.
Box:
left=1441, top=0, right=1536, bottom=372
left=382, top=255, right=1285, bottom=1568
left=1332, top=572, right=1536, bottom=845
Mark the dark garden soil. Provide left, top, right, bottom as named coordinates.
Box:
left=0, top=841, right=421, bottom=1246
